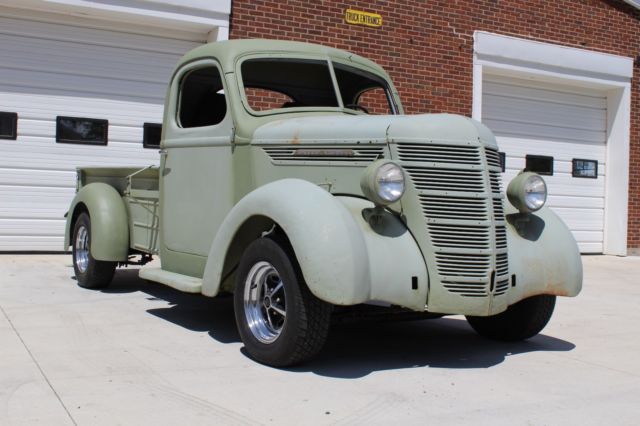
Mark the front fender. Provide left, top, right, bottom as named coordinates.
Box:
left=202, top=179, right=429, bottom=310
left=64, top=183, right=129, bottom=261
left=506, top=205, right=583, bottom=304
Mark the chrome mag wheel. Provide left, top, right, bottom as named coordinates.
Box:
left=74, top=225, right=90, bottom=273
left=243, top=261, right=287, bottom=344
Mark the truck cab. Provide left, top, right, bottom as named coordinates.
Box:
left=64, top=40, right=582, bottom=367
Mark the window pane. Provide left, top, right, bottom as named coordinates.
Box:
left=56, top=116, right=108, bottom=145
left=143, top=123, right=162, bottom=148
left=357, top=88, right=392, bottom=115
left=525, top=155, right=554, bottom=176
left=179, top=67, right=226, bottom=128
left=241, top=58, right=338, bottom=110
left=0, top=112, right=17, bottom=140
left=333, top=63, right=394, bottom=114
left=245, top=88, right=293, bottom=111
left=572, top=159, right=598, bottom=179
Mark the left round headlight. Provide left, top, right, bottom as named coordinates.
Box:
left=507, top=172, right=547, bottom=213
left=360, top=160, right=406, bottom=206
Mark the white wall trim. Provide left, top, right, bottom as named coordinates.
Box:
left=473, top=31, right=632, bottom=255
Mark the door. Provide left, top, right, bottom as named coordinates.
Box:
left=160, top=60, right=235, bottom=262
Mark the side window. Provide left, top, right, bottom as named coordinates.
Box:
left=333, top=62, right=395, bottom=115
left=178, top=66, right=226, bottom=128
left=356, top=88, right=392, bottom=115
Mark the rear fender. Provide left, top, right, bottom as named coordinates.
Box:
left=64, top=183, right=129, bottom=261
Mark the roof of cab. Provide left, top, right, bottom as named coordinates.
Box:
left=175, top=39, right=388, bottom=76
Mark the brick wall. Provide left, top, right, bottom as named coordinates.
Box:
left=230, top=0, right=640, bottom=251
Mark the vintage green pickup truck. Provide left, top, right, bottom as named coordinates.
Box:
left=64, top=39, right=582, bottom=366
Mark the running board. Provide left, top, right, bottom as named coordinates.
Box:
left=139, top=267, right=202, bottom=293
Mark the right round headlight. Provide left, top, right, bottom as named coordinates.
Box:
left=360, top=160, right=406, bottom=206
left=507, top=172, right=547, bottom=213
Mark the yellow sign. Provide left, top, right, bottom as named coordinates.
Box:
left=345, top=9, right=382, bottom=28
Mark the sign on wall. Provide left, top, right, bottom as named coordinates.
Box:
left=345, top=9, right=382, bottom=27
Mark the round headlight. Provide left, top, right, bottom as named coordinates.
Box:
left=361, top=160, right=406, bottom=206
left=507, top=172, right=547, bottom=213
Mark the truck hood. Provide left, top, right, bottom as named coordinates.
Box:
left=251, top=113, right=498, bottom=148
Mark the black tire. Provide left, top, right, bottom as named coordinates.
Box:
left=72, top=212, right=116, bottom=289
left=233, top=237, right=331, bottom=367
left=466, top=295, right=556, bottom=341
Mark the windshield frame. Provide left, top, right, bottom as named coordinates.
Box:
left=235, top=52, right=398, bottom=117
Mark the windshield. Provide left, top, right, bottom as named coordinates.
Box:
left=240, top=57, right=396, bottom=115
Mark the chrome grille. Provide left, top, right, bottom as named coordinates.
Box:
left=398, top=143, right=509, bottom=298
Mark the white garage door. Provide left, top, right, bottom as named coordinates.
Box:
left=0, top=12, right=202, bottom=251
left=482, top=75, right=607, bottom=253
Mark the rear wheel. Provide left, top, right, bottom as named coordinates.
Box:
left=72, top=212, right=116, bottom=289
left=466, top=295, right=556, bottom=341
left=234, top=238, right=331, bottom=367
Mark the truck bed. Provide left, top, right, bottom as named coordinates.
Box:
left=78, top=166, right=160, bottom=254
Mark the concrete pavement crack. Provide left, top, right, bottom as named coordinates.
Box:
left=0, top=304, right=78, bottom=426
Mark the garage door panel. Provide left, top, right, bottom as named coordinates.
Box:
left=0, top=236, right=63, bottom=251
left=497, top=136, right=606, bottom=161
left=552, top=208, right=605, bottom=231
left=0, top=16, right=200, bottom=54
left=483, top=95, right=606, bottom=131
left=0, top=186, right=75, bottom=221
left=0, top=169, right=75, bottom=188
left=484, top=75, right=607, bottom=253
left=0, top=68, right=167, bottom=101
left=547, top=195, right=605, bottom=209
left=503, top=159, right=605, bottom=178
left=0, top=34, right=176, bottom=84
left=12, top=120, right=151, bottom=144
left=12, top=120, right=149, bottom=145
left=0, top=155, right=157, bottom=173
left=549, top=160, right=605, bottom=176
left=571, top=231, right=604, bottom=243
left=483, top=78, right=607, bottom=108
left=484, top=118, right=605, bottom=144
left=0, top=206, right=67, bottom=220
left=577, top=242, right=604, bottom=253
left=0, top=218, right=65, bottom=236
left=0, top=94, right=164, bottom=127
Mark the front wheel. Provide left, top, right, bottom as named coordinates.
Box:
left=233, top=238, right=331, bottom=367
left=466, top=295, right=556, bottom=341
left=72, top=212, right=116, bottom=289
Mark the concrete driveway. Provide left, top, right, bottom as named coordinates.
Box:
left=0, top=255, right=639, bottom=425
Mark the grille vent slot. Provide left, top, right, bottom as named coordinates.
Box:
left=428, top=224, right=490, bottom=249
left=485, top=148, right=502, bottom=169
left=494, top=279, right=510, bottom=296
left=419, top=196, right=488, bottom=221
left=397, top=143, right=482, bottom=165
left=404, top=167, right=485, bottom=192
left=263, top=146, right=383, bottom=163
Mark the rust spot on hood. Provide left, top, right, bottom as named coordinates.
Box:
left=290, top=131, right=301, bottom=144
